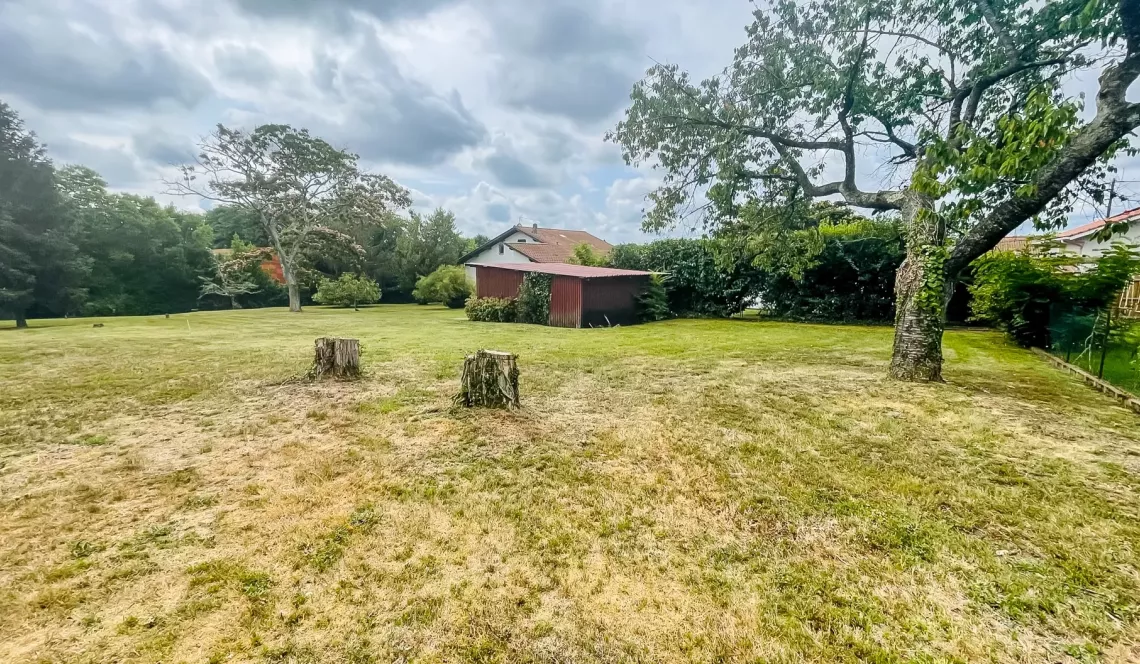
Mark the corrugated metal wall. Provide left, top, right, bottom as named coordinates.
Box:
left=475, top=266, right=525, bottom=299
left=549, top=276, right=582, bottom=328
left=581, top=276, right=646, bottom=327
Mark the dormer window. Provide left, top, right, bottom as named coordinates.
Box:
left=517, top=238, right=526, bottom=242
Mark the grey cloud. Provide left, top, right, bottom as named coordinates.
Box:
left=485, top=203, right=511, bottom=222
left=133, top=130, right=197, bottom=166
left=499, top=61, right=635, bottom=123
left=49, top=136, right=145, bottom=188
left=490, top=2, right=642, bottom=124
left=213, top=44, right=279, bottom=85
left=314, top=36, right=485, bottom=166
left=483, top=152, right=547, bottom=188
left=0, top=4, right=210, bottom=112
left=230, top=0, right=457, bottom=28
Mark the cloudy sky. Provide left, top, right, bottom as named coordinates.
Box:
left=0, top=0, right=762, bottom=243
left=3, top=0, right=1135, bottom=244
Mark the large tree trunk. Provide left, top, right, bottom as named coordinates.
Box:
left=15, top=312, right=27, bottom=329
left=889, top=193, right=947, bottom=382
left=282, top=260, right=302, bottom=313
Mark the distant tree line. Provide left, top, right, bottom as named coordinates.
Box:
left=0, top=102, right=482, bottom=326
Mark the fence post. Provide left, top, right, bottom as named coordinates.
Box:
left=1098, top=304, right=1112, bottom=380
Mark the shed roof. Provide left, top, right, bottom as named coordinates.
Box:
left=469, top=262, right=652, bottom=278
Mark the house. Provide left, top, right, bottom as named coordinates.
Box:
left=460, top=224, right=613, bottom=284
left=1055, top=207, right=1140, bottom=257
left=469, top=262, right=652, bottom=328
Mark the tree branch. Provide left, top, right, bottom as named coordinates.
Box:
left=946, top=50, right=1140, bottom=274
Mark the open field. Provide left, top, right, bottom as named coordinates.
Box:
left=2, top=306, right=1140, bottom=663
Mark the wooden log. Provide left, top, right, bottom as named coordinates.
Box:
left=455, top=350, right=519, bottom=409
left=308, top=337, right=361, bottom=380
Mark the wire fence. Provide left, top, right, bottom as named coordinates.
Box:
left=1049, top=300, right=1140, bottom=394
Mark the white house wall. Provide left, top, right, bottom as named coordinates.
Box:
left=464, top=235, right=535, bottom=284
left=1067, top=223, right=1140, bottom=257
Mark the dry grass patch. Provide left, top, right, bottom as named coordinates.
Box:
left=1, top=306, right=1139, bottom=662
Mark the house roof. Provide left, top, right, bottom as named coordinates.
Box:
left=459, top=224, right=613, bottom=264
left=468, top=262, right=652, bottom=278
left=1057, top=207, right=1140, bottom=241
left=993, top=235, right=1030, bottom=252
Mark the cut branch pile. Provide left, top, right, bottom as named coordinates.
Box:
left=307, top=337, right=362, bottom=380
left=454, top=350, right=519, bottom=409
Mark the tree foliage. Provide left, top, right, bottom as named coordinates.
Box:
left=312, top=273, right=381, bottom=310
left=609, top=239, right=762, bottom=317
left=393, top=208, right=467, bottom=293
left=567, top=243, right=606, bottom=266
left=413, top=265, right=472, bottom=308
left=0, top=102, right=86, bottom=327
left=718, top=202, right=905, bottom=321
left=59, top=166, right=216, bottom=316
left=609, top=0, right=1140, bottom=380
left=168, top=124, right=410, bottom=312
left=636, top=274, right=671, bottom=322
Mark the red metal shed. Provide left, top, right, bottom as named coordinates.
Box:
left=469, top=263, right=653, bottom=328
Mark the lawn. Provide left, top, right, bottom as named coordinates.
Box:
left=1062, top=344, right=1140, bottom=396
left=2, top=306, right=1139, bottom=664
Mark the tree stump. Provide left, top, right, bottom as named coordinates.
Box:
left=308, top=337, right=361, bottom=380
left=455, top=350, right=519, bottom=409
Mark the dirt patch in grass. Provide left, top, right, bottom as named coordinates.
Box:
left=1, top=307, right=1139, bottom=663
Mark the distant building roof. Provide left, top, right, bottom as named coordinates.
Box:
left=1057, top=206, right=1140, bottom=241
left=993, top=235, right=1030, bottom=252
left=468, top=262, right=651, bottom=278
left=460, top=224, right=613, bottom=264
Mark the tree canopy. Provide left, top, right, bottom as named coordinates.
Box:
left=168, top=124, right=411, bottom=312
left=610, top=0, right=1140, bottom=380
left=0, top=102, right=86, bottom=327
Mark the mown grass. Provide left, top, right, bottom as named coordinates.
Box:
left=1064, top=344, right=1140, bottom=394
left=1, top=306, right=1139, bottom=663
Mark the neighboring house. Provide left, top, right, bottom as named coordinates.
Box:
left=1055, top=207, right=1140, bottom=258
left=460, top=224, right=613, bottom=284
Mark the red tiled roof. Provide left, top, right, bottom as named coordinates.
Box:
left=1057, top=207, right=1140, bottom=240
left=460, top=225, right=613, bottom=264
left=469, top=262, right=651, bottom=278
left=993, top=235, right=1030, bottom=252
left=510, top=243, right=585, bottom=262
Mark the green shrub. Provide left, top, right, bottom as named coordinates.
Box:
left=413, top=265, right=472, bottom=308
left=970, top=239, right=1140, bottom=348
left=609, top=239, right=761, bottom=317
left=637, top=274, right=670, bottom=322
left=312, top=274, right=381, bottom=310
left=465, top=297, right=518, bottom=323
left=568, top=243, right=606, bottom=266
left=516, top=273, right=553, bottom=324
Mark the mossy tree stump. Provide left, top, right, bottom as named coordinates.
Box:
left=308, top=337, right=361, bottom=380
left=455, top=350, right=519, bottom=409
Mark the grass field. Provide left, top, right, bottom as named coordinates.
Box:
left=2, top=306, right=1140, bottom=663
